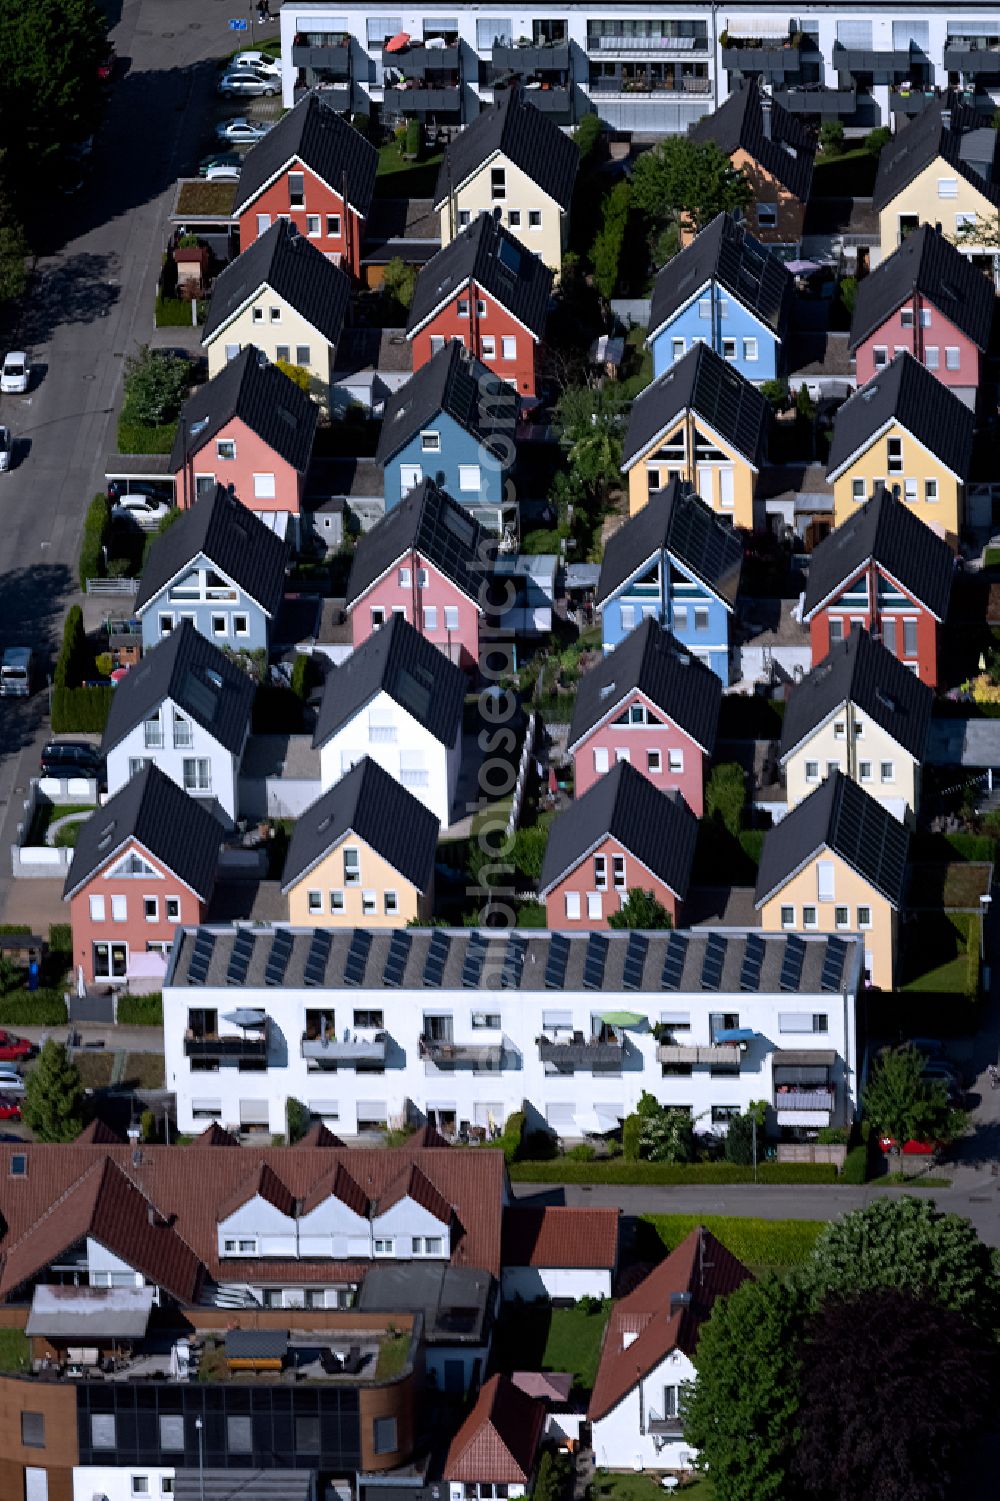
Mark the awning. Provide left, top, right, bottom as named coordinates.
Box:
left=593, top=1104, right=625, bottom=1131
left=772, top=1049, right=837, bottom=1067
left=224, top=1008, right=267, bottom=1028
left=26, top=1285, right=154, bottom=1340
left=714, top=1028, right=757, bottom=1043
left=726, top=18, right=790, bottom=39
left=128, top=951, right=167, bottom=980
left=599, top=1010, right=645, bottom=1027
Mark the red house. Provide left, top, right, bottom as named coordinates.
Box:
left=538, top=760, right=697, bottom=930
left=405, top=214, right=552, bottom=399
left=568, top=617, right=720, bottom=815
left=345, top=479, right=488, bottom=670
left=802, top=483, right=953, bottom=688
left=233, top=93, right=377, bottom=277
left=849, top=224, right=993, bottom=407
left=170, top=346, right=317, bottom=520
left=64, top=765, right=222, bottom=987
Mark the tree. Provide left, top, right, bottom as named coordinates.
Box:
left=511, top=825, right=548, bottom=883
left=705, top=763, right=746, bottom=838
left=634, top=1091, right=695, bottom=1163
left=865, top=125, right=892, bottom=158
left=122, top=346, right=191, bottom=427
left=554, top=381, right=625, bottom=510
left=760, top=378, right=788, bottom=411
left=631, top=137, right=750, bottom=238
left=382, top=256, right=417, bottom=312
left=683, top=1276, right=803, bottom=1501
left=608, top=888, right=673, bottom=929
left=572, top=112, right=602, bottom=170
left=819, top=119, right=846, bottom=157
left=286, top=1096, right=310, bottom=1144
left=861, top=1045, right=956, bottom=1148
left=793, top=1291, right=994, bottom=1501
left=404, top=117, right=422, bottom=160
left=590, top=180, right=631, bottom=299
left=275, top=359, right=312, bottom=394
left=22, top=1040, right=85, bottom=1142
left=723, top=1099, right=767, bottom=1165
left=0, top=159, right=28, bottom=305
left=800, top=1196, right=1000, bottom=1328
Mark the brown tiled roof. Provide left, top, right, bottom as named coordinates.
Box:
left=375, top=1162, right=453, bottom=1226
left=75, top=1119, right=124, bottom=1145
left=406, top=1124, right=451, bottom=1149
left=0, top=1143, right=507, bottom=1296
left=502, top=1207, right=619, bottom=1270
left=295, top=1122, right=345, bottom=1150
left=300, top=1162, right=370, bottom=1219
left=443, top=1374, right=546, bottom=1483
left=193, top=1122, right=241, bottom=1147
left=588, top=1228, right=751, bottom=1422
left=217, top=1162, right=297, bottom=1222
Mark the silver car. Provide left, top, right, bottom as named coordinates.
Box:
left=218, top=68, right=279, bottom=97
left=0, top=425, right=11, bottom=472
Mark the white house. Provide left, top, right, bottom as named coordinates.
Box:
left=161, top=924, right=863, bottom=1140
left=101, top=620, right=254, bottom=825
left=313, top=613, right=465, bottom=829
left=589, top=1227, right=751, bottom=1472
left=501, top=1205, right=619, bottom=1302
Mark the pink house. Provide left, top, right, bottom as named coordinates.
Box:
left=64, top=766, right=222, bottom=987
left=849, top=225, right=992, bottom=407
left=345, top=479, right=488, bottom=671
left=171, top=346, right=317, bottom=517
left=567, top=617, right=720, bottom=816
left=539, top=760, right=698, bottom=930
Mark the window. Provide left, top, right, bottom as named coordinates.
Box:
left=852, top=478, right=865, bottom=502
left=671, top=337, right=685, bottom=362
left=252, top=306, right=264, bottom=324
left=183, top=759, right=210, bottom=791
left=160, top=1415, right=184, bottom=1451
left=374, top=1238, right=395, bottom=1256
left=269, top=306, right=282, bottom=324
left=722, top=337, right=737, bottom=361
left=131, top=1480, right=149, bottom=1498
left=417, top=568, right=429, bottom=587
left=472, top=1012, right=500, bottom=1030
left=91, top=1415, right=116, bottom=1449
left=955, top=211, right=976, bottom=233
left=162, top=1482, right=174, bottom=1497
left=457, top=299, right=469, bottom=318
left=619, top=603, right=635, bottom=631
left=288, top=171, right=305, bottom=207
left=480, top=335, right=496, bottom=359
left=817, top=861, right=835, bottom=902
left=698, top=298, right=711, bottom=320
left=694, top=606, right=709, bottom=632
left=158, top=614, right=174, bottom=638
left=419, top=605, right=436, bottom=632
left=594, top=854, right=608, bottom=890
left=829, top=618, right=843, bottom=643
left=711, top=1106, right=739, bottom=1126
left=615, top=747, right=630, bottom=764
left=873, top=346, right=888, bottom=370
left=903, top=619, right=918, bottom=658
left=415, top=1235, right=444, bottom=1255
left=491, top=167, right=505, bottom=200
left=253, top=473, right=276, bottom=499
left=937, top=178, right=958, bottom=198
left=234, top=614, right=249, bottom=637
left=307, top=890, right=322, bottom=914
left=835, top=905, right=849, bottom=929
left=757, top=203, right=777, bottom=228
left=371, top=606, right=385, bottom=628
left=805, top=760, right=820, bottom=781
left=296, top=1417, right=321, bottom=1453
left=880, top=761, right=894, bottom=783
left=89, top=895, right=106, bottom=922
left=458, top=465, right=480, bottom=492
left=296, top=345, right=311, bottom=366
left=374, top=1417, right=398, bottom=1456
left=143, top=896, right=158, bottom=922
left=802, top=905, right=818, bottom=929
left=211, top=614, right=227, bottom=638
left=501, top=335, right=516, bottom=361
left=227, top=1416, right=252, bottom=1454
left=565, top=892, right=581, bottom=920
left=216, top=438, right=236, bottom=462
left=111, top=895, right=127, bottom=923
left=256, top=213, right=270, bottom=236
left=945, top=347, right=960, bottom=371
left=900, top=308, right=914, bottom=328
left=647, top=749, right=661, bottom=773
left=834, top=720, right=846, bottom=741
left=275, top=344, right=290, bottom=363
left=780, top=905, right=795, bottom=928
left=327, top=213, right=341, bottom=237
left=859, top=760, right=872, bottom=781
left=458, top=210, right=471, bottom=228
left=444, top=606, right=459, bottom=631
left=429, top=334, right=445, bottom=355
left=904, top=479, right=917, bottom=503
left=887, top=437, right=903, bottom=474
left=925, top=478, right=938, bottom=502
left=21, top=1413, right=44, bottom=1448
left=476, top=299, right=486, bottom=318
left=743, top=337, right=758, bottom=362
left=166, top=897, right=181, bottom=922
left=612, top=854, right=626, bottom=890
left=594, top=747, right=609, bottom=774
left=344, top=847, right=360, bottom=885
left=925, top=346, right=939, bottom=370
left=306, top=214, right=320, bottom=237
left=330, top=891, right=345, bottom=913
left=667, top=748, right=684, bottom=773
left=503, top=209, right=520, bottom=230
left=587, top=892, right=602, bottom=919
left=857, top=906, right=872, bottom=929
left=362, top=891, right=377, bottom=916
left=528, top=210, right=542, bottom=229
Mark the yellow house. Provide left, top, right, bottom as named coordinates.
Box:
left=433, top=86, right=579, bottom=275
left=827, top=352, right=973, bottom=546
left=622, top=342, right=768, bottom=528
left=202, top=220, right=350, bottom=407
left=779, top=628, right=931, bottom=825
left=755, top=770, right=908, bottom=990
left=281, top=757, right=438, bottom=928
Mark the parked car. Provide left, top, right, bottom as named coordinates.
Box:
left=0, top=646, right=33, bottom=697
left=0, top=425, right=11, bottom=472
left=215, top=118, right=272, bottom=144
left=112, top=494, right=173, bottom=531
left=0, top=1031, right=32, bottom=1063
left=40, top=741, right=103, bottom=779
left=98, top=42, right=115, bottom=81
left=199, top=151, right=241, bottom=176
left=218, top=69, right=279, bottom=98
left=230, top=50, right=282, bottom=78
left=0, top=1098, right=22, bottom=1121
left=204, top=164, right=241, bottom=181
left=0, top=352, right=29, bottom=393
left=0, top=1071, right=26, bottom=1096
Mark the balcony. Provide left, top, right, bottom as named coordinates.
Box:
left=774, top=1087, right=835, bottom=1112
left=587, top=33, right=708, bottom=57
left=525, top=86, right=573, bottom=119
left=538, top=1035, right=625, bottom=1072
left=302, top=1031, right=388, bottom=1067
left=832, top=43, right=917, bottom=77
left=419, top=1036, right=503, bottom=1070
left=774, top=84, right=857, bottom=116
left=944, top=40, right=1000, bottom=75
left=721, top=42, right=802, bottom=80
left=657, top=1042, right=742, bottom=1066
left=492, top=43, right=570, bottom=74
left=392, top=44, right=461, bottom=74
left=588, top=76, right=712, bottom=97
left=382, top=85, right=463, bottom=116
left=292, top=43, right=352, bottom=79
left=890, top=87, right=938, bottom=116
left=647, top=1410, right=684, bottom=1439
left=184, top=1032, right=267, bottom=1062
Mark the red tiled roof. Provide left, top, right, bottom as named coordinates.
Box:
left=193, top=1122, right=241, bottom=1148
left=218, top=1162, right=297, bottom=1221
left=406, top=1124, right=451, bottom=1149
left=300, top=1161, right=369, bottom=1219
left=587, top=1228, right=751, bottom=1422
left=75, top=1119, right=124, bottom=1145
left=375, top=1162, right=453, bottom=1225
left=295, top=1122, right=344, bottom=1150
left=501, top=1206, right=619, bottom=1270
left=443, top=1374, right=546, bottom=1483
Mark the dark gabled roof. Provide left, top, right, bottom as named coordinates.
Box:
left=802, top=485, right=953, bottom=623
left=434, top=86, right=579, bottom=212
left=376, top=340, right=517, bottom=466
left=64, top=764, right=222, bottom=902
left=407, top=213, right=552, bottom=341
left=622, top=341, right=769, bottom=471
left=780, top=628, right=933, bottom=764
left=346, top=479, right=487, bottom=611
left=827, top=351, right=974, bottom=481
left=596, top=477, right=743, bottom=611
left=136, top=484, right=287, bottom=618
left=202, top=219, right=350, bottom=347
left=313, top=612, right=466, bottom=750
left=873, top=100, right=1000, bottom=214
left=233, top=92, right=377, bottom=218
left=538, top=758, right=698, bottom=899
left=169, top=346, right=317, bottom=475
left=690, top=83, right=814, bottom=202
left=568, top=617, right=721, bottom=756
left=281, top=756, right=439, bottom=893
left=755, top=770, right=910, bottom=909
left=849, top=224, right=994, bottom=355
left=100, top=619, right=255, bottom=758
left=648, top=212, right=792, bottom=343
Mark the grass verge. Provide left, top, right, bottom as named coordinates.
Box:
left=641, top=1212, right=826, bottom=1275
left=492, top=1300, right=611, bottom=1394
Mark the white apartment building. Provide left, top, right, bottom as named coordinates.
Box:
left=279, top=4, right=1000, bottom=134
left=163, top=923, right=862, bottom=1139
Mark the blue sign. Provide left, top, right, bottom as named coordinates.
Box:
left=229, top=18, right=249, bottom=30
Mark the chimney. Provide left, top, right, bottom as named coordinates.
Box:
left=761, top=97, right=772, bottom=140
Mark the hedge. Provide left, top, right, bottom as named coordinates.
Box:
left=117, top=418, right=177, bottom=455
left=498, top=1109, right=525, bottom=1164
left=49, top=924, right=72, bottom=957
left=0, top=989, right=68, bottom=1025
left=79, top=493, right=111, bottom=589
left=51, top=684, right=113, bottom=734
left=509, top=1159, right=839, bottom=1185
left=841, top=1144, right=868, bottom=1184
left=642, top=1212, right=825, bottom=1270
left=154, top=295, right=202, bottom=328
left=116, top=992, right=162, bottom=1026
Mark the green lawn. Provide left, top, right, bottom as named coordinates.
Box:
left=592, top=1472, right=712, bottom=1501
left=640, top=1214, right=825, bottom=1275
left=374, top=143, right=444, bottom=198
left=0, top=1328, right=30, bottom=1372
left=26, top=801, right=94, bottom=847
left=901, top=954, right=969, bottom=994
left=492, top=1300, right=611, bottom=1393
left=375, top=1332, right=410, bottom=1380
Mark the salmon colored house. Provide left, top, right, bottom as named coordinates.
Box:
left=539, top=760, right=697, bottom=930
left=345, top=479, right=489, bottom=671
left=233, top=93, right=377, bottom=278
left=64, top=765, right=222, bottom=987
left=406, top=214, right=552, bottom=399
left=170, top=346, right=317, bottom=521
left=689, top=85, right=814, bottom=249
left=567, top=617, right=721, bottom=816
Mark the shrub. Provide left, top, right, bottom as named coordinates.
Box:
left=116, top=992, right=162, bottom=1026
left=352, top=112, right=371, bottom=140
left=706, top=762, right=747, bottom=837
left=564, top=1142, right=596, bottom=1162
left=573, top=111, right=602, bottom=168
left=116, top=418, right=178, bottom=455
left=842, top=1144, right=868, bottom=1184
left=287, top=1096, right=310, bottom=1144
left=865, top=126, right=892, bottom=157
left=643, top=1212, right=825, bottom=1270
left=140, top=1109, right=158, bottom=1143
left=154, top=295, right=199, bottom=328
left=622, top=1112, right=642, bottom=1162
left=382, top=256, right=417, bottom=311
left=509, top=1159, right=839, bottom=1185
left=122, top=346, right=190, bottom=427
left=760, top=377, right=789, bottom=410
left=819, top=119, right=846, bottom=156
left=275, top=359, right=311, bottom=393
left=79, top=493, right=111, bottom=588
left=0, top=989, right=68, bottom=1026
left=738, top=829, right=764, bottom=866
left=51, top=685, right=113, bottom=734
left=498, top=1109, right=525, bottom=1163
left=290, top=653, right=312, bottom=702
left=49, top=923, right=72, bottom=958
left=404, top=118, right=422, bottom=160
left=94, top=652, right=113, bottom=676
left=817, top=1126, right=848, bottom=1144
left=590, top=180, right=631, bottom=299
left=839, top=275, right=858, bottom=317
left=54, top=605, right=88, bottom=689
left=533, top=1450, right=572, bottom=1501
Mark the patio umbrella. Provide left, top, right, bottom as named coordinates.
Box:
left=223, top=1008, right=267, bottom=1028
left=598, top=1010, right=645, bottom=1027
left=385, top=32, right=410, bottom=52
left=785, top=259, right=820, bottom=275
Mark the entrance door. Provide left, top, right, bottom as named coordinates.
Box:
left=25, top=1470, right=48, bottom=1501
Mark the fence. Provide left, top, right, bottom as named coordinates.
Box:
left=610, top=298, right=651, bottom=328
left=505, top=712, right=537, bottom=839
left=10, top=778, right=98, bottom=879
left=776, top=1142, right=847, bottom=1169
left=86, top=577, right=139, bottom=596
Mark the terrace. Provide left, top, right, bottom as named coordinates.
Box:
left=538, top=1030, right=625, bottom=1072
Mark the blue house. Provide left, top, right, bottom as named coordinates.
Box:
left=646, top=213, right=792, bottom=385
left=135, top=484, right=288, bottom=653
left=376, top=341, right=518, bottom=532
left=596, top=478, right=743, bottom=685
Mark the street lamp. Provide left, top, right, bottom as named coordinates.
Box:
left=195, top=1415, right=205, bottom=1501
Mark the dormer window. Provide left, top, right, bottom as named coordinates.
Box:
left=420, top=430, right=441, bottom=453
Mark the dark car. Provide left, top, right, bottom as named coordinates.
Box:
left=40, top=741, right=103, bottom=779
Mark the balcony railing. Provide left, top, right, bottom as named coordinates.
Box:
left=721, top=45, right=801, bottom=78
left=587, top=35, right=709, bottom=56
left=774, top=1086, right=835, bottom=1111
left=657, top=1042, right=742, bottom=1066
left=184, top=1032, right=267, bottom=1061
left=292, top=44, right=352, bottom=78
left=647, top=1410, right=684, bottom=1439
left=419, top=1036, right=503, bottom=1069
left=774, top=85, right=857, bottom=116
left=302, top=1031, right=388, bottom=1066
left=944, top=41, right=1000, bottom=74
left=368, top=725, right=397, bottom=743
left=539, top=1035, right=625, bottom=1071
left=392, top=44, right=461, bottom=73
left=526, top=87, right=573, bottom=116
left=890, top=87, right=937, bottom=115
left=588, top=76, right=712, bottom=96
left=382, top=86, right=463, bottom=115
left=492, top=43, right=570, bottom=73
left=832, top=42, right=917, bottom=76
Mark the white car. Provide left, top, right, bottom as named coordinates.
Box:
left=231, top=50, right=281, bottom=78
left=0, top=352, right=29, bottom=394
left=112, top=495, right=173, bottom=531
left=0, top=1070, right=25, bottom=1095
left=203, top=164, right=241, bottom=181
left=215, top=118, right=272, bottom=144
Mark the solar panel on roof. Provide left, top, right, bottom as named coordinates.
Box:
left=820, top=936, right=849, bottom=993
left=544, top=932, right=571, bottom=990
left=497, top=237, right=521, bottom=275
left=779, top=935, right=807, bottom=993
left=303, top=929, right=333, bottom=988
left=700, top=933, right=727, bottom=992
left=264, top=928, right=294, bottom=987
left=583, top=932, right=609, bottom=991
left=623, top=932, right=648, bottom=991
left=187, top=930, right=215, bottom=986
left=740, top=932, right=766, bottom=993
left=423, top=930, right=451, bottom=988
left=462, top=931, right=489, bottom=988
left=661, top=931, right=689, bottom=990
left=500, top=934, right=526, bottom=989
left=383, top=930, right=411, bottom=988
left=344, top=930, right=372, bottom=987
left=226, top=929, right=255, bottom=986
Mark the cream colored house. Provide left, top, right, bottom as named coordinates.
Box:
left=433, top=87, right=578, bottom=275
left=756, top=771, right=909, bottom=990
left=202, top=219, right=350, bottom=406
left=281, top=757, right=438, bottom=928
left=779, top=628, right=932, bottom=824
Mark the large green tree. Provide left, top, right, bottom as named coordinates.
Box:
left=682, top=1276, right=803, bottom=1501
left=22, top=1039, right=85, bottom=1142
left=0, top=155, right=28, bottom=306
left=631, top=137, right=751, bottom=240
left=608, top=889, right=672, bottom=930
left=121, top=346, right=191, bottom=427
left=861, top=1045, right=957, bottom=1147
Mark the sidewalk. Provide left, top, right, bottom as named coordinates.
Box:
left=18, top=1023, right=163, bottom=1053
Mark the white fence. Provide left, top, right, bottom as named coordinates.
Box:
left=506, top=712, right=537, bottom=839
left=10, top=778, right=98, bottom=879
left=85, top=577, right=139, bottom=596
